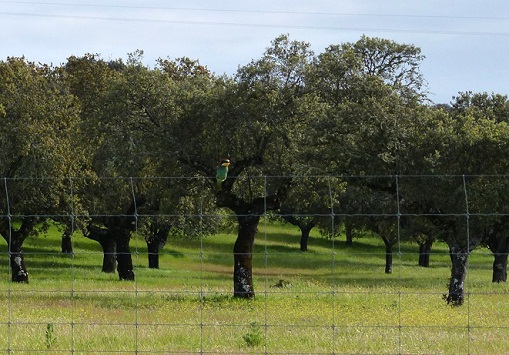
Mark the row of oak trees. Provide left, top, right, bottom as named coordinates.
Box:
left=2, top=34, right=509, bottom=305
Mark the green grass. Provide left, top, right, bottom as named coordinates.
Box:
left=0, top=221, right=507, bottom=354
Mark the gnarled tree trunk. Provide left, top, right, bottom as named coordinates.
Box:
left=86, top=197, right=145, bottom=280
left=113, top=227, right=134, bottom=281
left=9, top=236, right=29, bottom=283
left=214, top=162, right=290, bottom=299
left=233, top=215, right=260, bottom=298
left=100, top=237, right=116, bottom=273
left=146, top=222, right=170, bottom=269
left=85, top=225, right=116, bottom=273
left=446, top=245, right=469, bottom=306
left=0, top=218, right=38, bottom=283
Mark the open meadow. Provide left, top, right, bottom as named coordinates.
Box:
left=0, top=222, right=508, bottom=354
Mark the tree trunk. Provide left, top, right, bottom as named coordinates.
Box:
left=418, top=239, right=433, bottom=267
left=385, top=246, right=393, bottom=274
left=486, top=235, right=509, bottom=283
left=113, top=228, right=135, bottom=281
left=61, top=236, right=73, bottom=255
left=216, top=183, right=287, bottom=299
left=446, top=245, right=469, bottom=306
left=85, top=225, right=116, bottom=273
left=9, top=238, right=29, bottom=283
left=99, top=237, right=116, bottom=273
left=146, top=222, right=170, bottom=269
left=0, top=218, right=37, bottom=283
left=84, top=198, right=144, bottom=279
left=61, top=229, right=73, bottom=255
left=492, top=252, right=508, bottom=283
left=381, top=236, right=393, bottom=274
left=300, top=227, right=311, bottom=252
left=233, top=215, right=260, bottom=298
left=345, top=219, right=353, bottom=246
left=147, top=240, right=160, bottom=269
left=279, top=214, right=316, bottom=251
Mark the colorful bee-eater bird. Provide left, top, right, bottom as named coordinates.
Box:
left=215, top=159, right=230, bottom=191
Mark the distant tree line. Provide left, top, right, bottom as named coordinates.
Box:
left=1, top=34, right=509, bottom=306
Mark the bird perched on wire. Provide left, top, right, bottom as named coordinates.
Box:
left=215, top=158, right=230, bottom=191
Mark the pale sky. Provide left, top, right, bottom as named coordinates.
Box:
left=1, top=0, right=509, bottom=104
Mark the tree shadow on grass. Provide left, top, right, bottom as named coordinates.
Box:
left=158, top=249, right=185, bottom=258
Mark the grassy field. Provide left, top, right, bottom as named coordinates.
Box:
left=0, top=221, right=508, bottom=354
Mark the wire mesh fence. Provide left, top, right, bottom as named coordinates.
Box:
left=0, top=175, right=508, bottom=354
